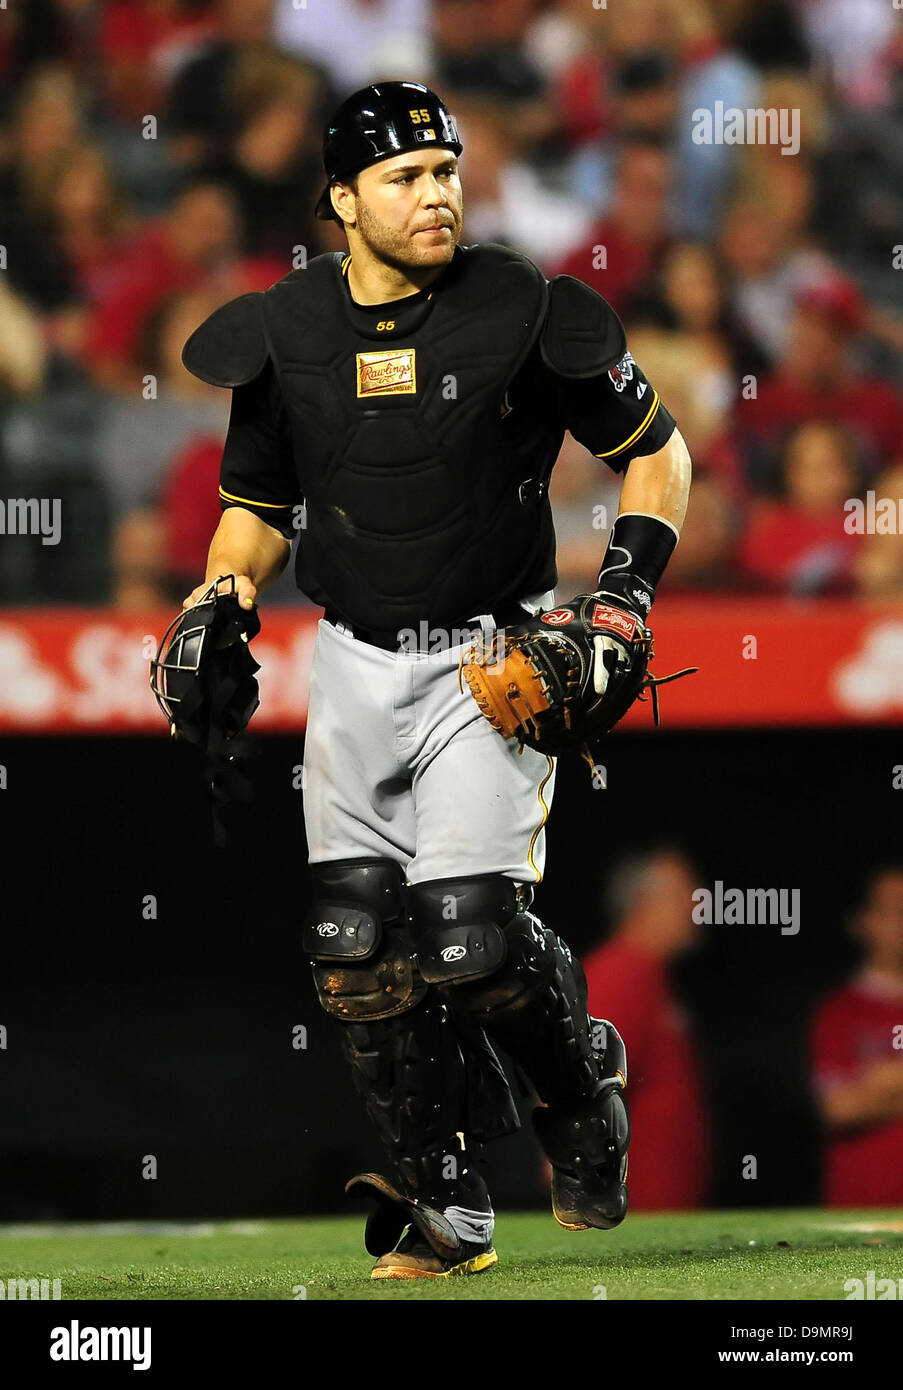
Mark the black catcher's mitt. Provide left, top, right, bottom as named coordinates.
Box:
left=460, top=594, right=696, bottom=773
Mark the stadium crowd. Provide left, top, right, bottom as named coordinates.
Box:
left=1, top=0, right=903, bottom=608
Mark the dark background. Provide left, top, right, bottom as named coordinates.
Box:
left=1, top=724, right=898, bottom=1221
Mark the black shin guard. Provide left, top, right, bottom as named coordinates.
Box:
left=338, top=995, right=517, bottom=1211
left=408, top=876, right=630, bottom=1220
left=444, top=910, right=599, bottom=1107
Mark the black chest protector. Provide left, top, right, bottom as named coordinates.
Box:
left=183, top=244, right=624, bottom=631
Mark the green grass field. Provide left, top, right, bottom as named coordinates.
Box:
left=1, top=1210, right=901, bottom=1300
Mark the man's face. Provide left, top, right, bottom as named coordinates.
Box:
left=858, top=871, right=903, bottom=965
left=333, top=148, right=463, bottom=271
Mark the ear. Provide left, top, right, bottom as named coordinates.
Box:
left=331, top=181, right=356, bottom=228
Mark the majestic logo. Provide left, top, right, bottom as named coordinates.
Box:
left=357, top=348, right=416, bottom=397
left=540, top=609, right=574, bottom=626
left=316, top=922, right=340, bottom=937
left=590, top=603, right=638, bottom=640
left=441, top=945, right=467, bottom=962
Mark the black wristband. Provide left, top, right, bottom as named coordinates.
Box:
left=595, top=512, right=678, bottom=617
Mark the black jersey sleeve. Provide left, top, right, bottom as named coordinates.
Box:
left=556, top=349, right=677, bottom=474
left=218, top=358, right=302, bottom=541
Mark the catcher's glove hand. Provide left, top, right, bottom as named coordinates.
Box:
left=460, top=594, right=697, bottom=773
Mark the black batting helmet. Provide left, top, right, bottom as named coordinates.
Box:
left=314, top=80, right=462, bottom=223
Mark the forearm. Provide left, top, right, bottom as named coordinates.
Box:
left=617, top=427, right=692, bottom=533
left=595, top=429, right=692, bottom=609
left=205, top=506, right=291, bottom=594
left=819, top=1077, right=903, bottom=1131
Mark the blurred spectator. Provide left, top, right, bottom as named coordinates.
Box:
left=853, top=462, right=903, bottom=600
left=0, top=67, right=85, bottom=310
left=195, top=48, right=327, bottom=262
left=796, top=0, right=899, bottom=110
left=550, top=0, right=674, bottom=156
left=95, top=287, right=230, bottom=606
left=456, top=99, right=593, bottom=266
left=13, top=140, right=139, bottom=363
left=27, top=141, right=137, bottom=303
left=81, top=178, right=240, bottom=391
left=433, top=0, right=543, bottom=102
left=810, top=865, right=903, bottom=1207
left=583, top=848, right=711, bottom=1210
left=629, top=239, right=769, bottom=397
left=552, top=138, right=671, bottom=315
left=0, top=282, right=47, bottom=399
left=162, top=434, right=225, bottom=600
left=0, top=0, right=100, bottom=99
left=274, top=0, right=429, bottom=93
left=167, top=0, right=280, bottom=168
left=97, top=0, right=214, bottom=125
left=662, top=472, right=742, bottom=594
left=730, top=0, right=810, bottom=71
left=738, top=420, right=864, bottom=596
left=666, top=0, right=762, bottom=238
left=737, top=276, right=903, bottom=492
left=719, top=172, right=836, bottom=367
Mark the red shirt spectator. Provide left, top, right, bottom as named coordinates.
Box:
left=163, top=435, right=224, bottom=585
left=744, top=377, right=903, bottom=477
left=84, top=221, right=205, bottom=371
left=738, top=503, right=861, bottom=594
left=584, top=937, right=709, bottom=1209
left=738, top=419, right=865, bottom=595
left=811, top=971, right=903, bottom=1206
left=552, top=141, right=670, bottom=316
left=82, top=181, right=241, bottom=386
left=739, top=280, right=903, bottom=482
left=810, top=866, right=903, bottom=1207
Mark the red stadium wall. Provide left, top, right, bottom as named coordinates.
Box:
left=1, top=600, right=902, bottom=732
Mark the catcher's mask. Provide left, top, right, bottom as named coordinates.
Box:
left=150, top=575, right=260, bottom=745
left=150, top=576, right=261, bottom=846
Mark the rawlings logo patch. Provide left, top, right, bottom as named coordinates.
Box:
left=540, top=608, right=574, bottom=626
left=316, top=922, right=340, bottom=936
left=591, top=603, right=639, bottom=640
left=441, top=945, right=467, bottom=962
left=357, top=348, right=416, bottom=397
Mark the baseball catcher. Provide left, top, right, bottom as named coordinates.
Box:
left=176, top=79, right=694, bottom=1280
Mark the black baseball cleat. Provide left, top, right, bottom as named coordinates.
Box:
left=345, top=1172, right=498, bottom=1280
